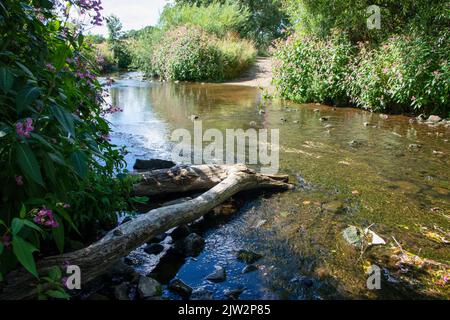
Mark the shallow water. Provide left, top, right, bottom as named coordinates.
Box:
left=106, top=73, right=450, bottom=300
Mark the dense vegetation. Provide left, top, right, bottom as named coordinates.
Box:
left=273, top=0, right=450, bottom=115
left=128, top=2, right=257, bottom=81
left=0, top=0, right=136, bottom=298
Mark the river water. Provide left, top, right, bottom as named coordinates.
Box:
left=105, top=72, right=449, bottom=300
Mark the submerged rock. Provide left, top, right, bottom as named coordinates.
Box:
left=224, top=288, right=244, bottom=300
left=342, top=226, right=386, bottom=247
left=237, top=250, right=263, bottom=264
left=206, top=266, right=226, bottom=283
left=322, top=200, right=345, bottom=214
left=138, top=276, right=162, bottom=298
left=168, top=279, right=193, bottom=298
left=242, top=264, right=258, bottom=274
left=191, top=287, right=214, bottom=300
left=133, top=159, right=176, bottom=171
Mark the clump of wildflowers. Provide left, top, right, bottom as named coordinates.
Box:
left=16, top=118, right=34, bottom=138
left=33, top=207, right=59, bottom=228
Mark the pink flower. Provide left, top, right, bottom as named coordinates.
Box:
left=33, top=207, right=59, bottom=228
left=16, top=118, right=34, bottom=138
left=411, top=96, right=416, bottom=101
left=46, top=63, right=56, bottom=72
left=2, top=235, right=11, bottom=248
left=15, top=175, right=24, bottom=186
left=63, top=203, right=71, bottom=209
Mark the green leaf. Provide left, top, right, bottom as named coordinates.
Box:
left=129, top=196, right=149, bottom=204
left=0, top=68, right=14, bottom=92
left=55, top=207, right=79, bottom=235
left=50, top=105, right=75, bottom=137
left=42, top=153, right=57, bottom=185
left=12, top=236, right=39, bottom=277
left=48, top=266, right=62, bottom=281
left=70, top=151, right=88, bottom=179
left=15, top=143, right=45, bottom=187
left=16, top=86, right=40, bottom=113
left=12, top=218, right=43, bottom=235
left=52, top=218, right=64, bottom=253
left=30, top=133, right=56, bottom=151
left=0, top=243, right=4, bottom=255
left=19, top=204, right=26, bottom=218
left=15, top=61, right=35, bottom=79
left=46, top=289, right=70, bottom=300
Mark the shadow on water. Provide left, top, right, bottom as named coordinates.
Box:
left=106, top=73, right=450, bottom=300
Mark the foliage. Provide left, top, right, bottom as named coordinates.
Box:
left=151, top=26, right=256, bottom=81
left=174, top=0, right=287, bottom=53
left=273, top=0, right=450, bottom=115
left=160, top=1, right=250, bottom=37
left=0, top=0, right=132, bottom=287
left=273, top=32, right=353, bottom=105
left=106, top=15, right=132, bottom=69
left=129, top=27, right=163, bottom=76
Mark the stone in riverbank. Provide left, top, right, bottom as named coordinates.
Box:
left=180, top=233, right=205, bottom=257
left=168, top=279, right=193, bottom=298
left=206, top=266, right=226, bottom=283
left=138, top=276, right=162, bottom=298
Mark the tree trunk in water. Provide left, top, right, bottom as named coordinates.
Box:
left=0, top=164, right=293, bottom=300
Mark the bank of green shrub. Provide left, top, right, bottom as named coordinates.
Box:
left=273, top=0, right=450, bottom=115
left=129, top=27, right=163, bottom=76
left=150, top=26, right=256, bottom=81
left=273, top=32, right=353, bottom=106
left=0, top=0, right=133, bottom=292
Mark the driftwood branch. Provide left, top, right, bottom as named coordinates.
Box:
left=0, top=164, right=293, bottom=300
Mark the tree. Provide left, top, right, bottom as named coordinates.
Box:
left=105, top=15, right=131, bottom=69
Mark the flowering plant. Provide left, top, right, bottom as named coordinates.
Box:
left=0, top=0, right=132, bottom=295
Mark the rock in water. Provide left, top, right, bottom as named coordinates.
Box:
left=343, top=226, right=386, bottom=247
left=224, top=288, right=244, bottom=300
left=138, top=276, right=162, bottom=298
left=342, top=226, right=364, bottom=247
left=168, top=279, right=193, bottom=298
left=242, top=264, right=258, bottom=274
left=181, top=233, right=205, bottom=257
left=191, top=287, right=214, bottom=300
left=170, top=225, right=191, bottom=240
left=114, top=282, right=130, bottom=300
left=133, top=159, right=176, bottom=171
left=237, top=250, right=263, bottom=264
left=427, top=115, right=442, bottom=123
left=144, top=243, right=165, bottom=255
left=206, top=266, right=226, bottom=283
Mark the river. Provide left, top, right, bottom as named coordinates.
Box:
left=105, top=72, right=449, bottom=300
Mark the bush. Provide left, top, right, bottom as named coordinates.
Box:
left=273, top=30, right=450, bottom=114
left=151, top=26, right=256, bottom=81
left=214, top=33, right=257, bottom=79
left=94, top=42, right=116, bottom=73
left=0, top=0, right=132, bottom=290
left=346, top=34, right=450, bottom=114
left=129, top=27, right=163, bottom=76
left=160, top=1, right=250, bottom=37
left=273, top=31, right=353, bottom=105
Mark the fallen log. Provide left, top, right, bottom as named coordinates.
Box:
left=0, top=164, right=293, bottom=300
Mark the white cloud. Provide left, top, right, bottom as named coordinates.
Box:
left=90, top=0, right=171, bottom=35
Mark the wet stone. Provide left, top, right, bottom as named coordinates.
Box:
left=237, top=250, right=263, bottom=264
left=168, top=279, right=193, bottom=298
left=242, top=264, right=258, bottom=274
left=138, top=276, right=162, bottom=298
left=206, top=266, right=226, bottom=283
left=224, top=288, right=244, bottom=300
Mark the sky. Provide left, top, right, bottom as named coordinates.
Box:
left=90, top=0, right=171, bottom=35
